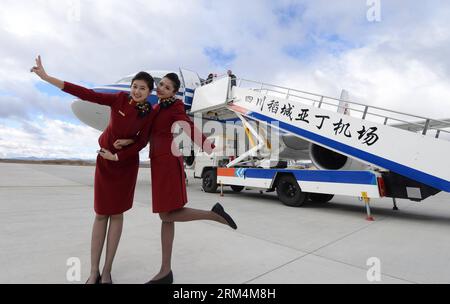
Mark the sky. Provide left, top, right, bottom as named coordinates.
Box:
left=1, top=0, right=450, bottom=159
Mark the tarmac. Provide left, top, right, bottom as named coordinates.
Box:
left=1, top=162, right=450, bottom=284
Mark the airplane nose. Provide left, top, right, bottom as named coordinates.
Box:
left=71, top=99, right=110, bottom=131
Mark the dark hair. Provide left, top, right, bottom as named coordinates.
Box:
left=131, top=71, right=154, bottom=91
left=164, top=73, right=181, bottom=92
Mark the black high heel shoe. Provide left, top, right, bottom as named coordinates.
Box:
left=145, top=270, right=173, bottom=284
left=85, top=273, right=101, bottom=284
left=212, top=203, right=237, bottom=229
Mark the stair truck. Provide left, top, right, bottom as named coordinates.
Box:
left=184, top=76, right=450, bottom=219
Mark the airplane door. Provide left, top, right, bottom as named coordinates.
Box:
left=179, top=68, right=202, bottom=107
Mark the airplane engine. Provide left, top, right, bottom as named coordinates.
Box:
left=277, top=134, right=368, bottom=170
left=309, top=143, right=369, bottom=170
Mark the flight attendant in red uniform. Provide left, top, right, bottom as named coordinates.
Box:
left=122, top=73, right=238, bottom=284
left=31, top=56, right=156, bottom=284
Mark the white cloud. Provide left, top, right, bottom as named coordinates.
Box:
left=0, top=117, right=100, bottom=159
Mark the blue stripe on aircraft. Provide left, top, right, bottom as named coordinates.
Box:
left=247, top=111, right=450, bottom=192
left=184, top=96, right=193, bottom=105
left=244, top=169, right=377, bottom=185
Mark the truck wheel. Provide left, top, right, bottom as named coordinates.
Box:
left=230, top=185, right=245, bottom=192
left=202, top=169, right=218, bottom=193
left=308, top=193, right=334, bottom=203
left=276, top=175, right=307, bottom=207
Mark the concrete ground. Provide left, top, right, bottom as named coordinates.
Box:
left=1, top=162, right=450, bottom=284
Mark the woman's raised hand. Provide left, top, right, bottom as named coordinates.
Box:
left=30, top=55, right=64, bottom=89
left=30, top=55, right=48, bottom=80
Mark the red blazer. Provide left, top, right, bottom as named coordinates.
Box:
left=123, top=100, right=214, bottom=159
left=62, top=82, right=155, bottom=160
left=123, top=100, right=214, bottom=212
left=62, top=82, right=156, bottom=215
left=150, top=101, right=214, bottom=158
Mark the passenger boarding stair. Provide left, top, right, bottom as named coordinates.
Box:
left=190, top=76, right=450, bottom=193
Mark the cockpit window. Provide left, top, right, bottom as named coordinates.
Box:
left=116, top=76, right=133, bottom=84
